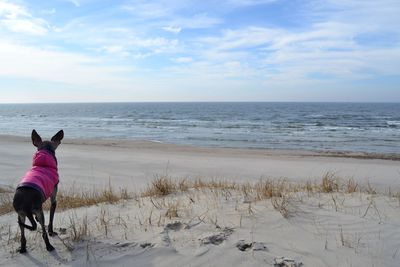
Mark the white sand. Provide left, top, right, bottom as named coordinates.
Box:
left=1, top=134, right=400, bottom=267
left=1, top=187, right=400, bottom=266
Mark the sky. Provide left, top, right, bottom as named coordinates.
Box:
left=0, top=0, right=399, bottom=103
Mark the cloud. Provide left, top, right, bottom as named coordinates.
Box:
left=201, top=27, right=280, bottom=51
left=227, top=0, right=278, bottom=7
left=121, top=2, right=171, bottom=19
left=41, top=8, right=56, bottom=15
left=184, top=0, right=399, bottom=86
left=306, top=0, right=400, bottom=33
left=129, top=37, right=179, bottom=51
left=99, top=45, right=131, bottom=57
left=48, top=15, right=180, bottom=58
left=186, top=16, right=400, bottom=89
left=1, top=18, right=48, bottom=35
left=96, top=37, right=179, bottom=58
left=0, top=1, right=28, bottom=17
left=68, top=0, right=80, bottom=7
left=0, top=41, right=133, bottom=86
left=174, top=57, right=193, bottom=63
left=121, top=1, right=222, bottom=30
left=162, top=25, right=182, bottom=34
left=170, top=13, right=222, bottom=29
left=0, top=1, right=49, bottom=35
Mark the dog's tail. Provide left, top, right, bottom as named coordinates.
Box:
left=18, top=212, right=37, bottom=231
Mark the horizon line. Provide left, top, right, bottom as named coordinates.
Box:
left=0, top=101, right=399, bottom=105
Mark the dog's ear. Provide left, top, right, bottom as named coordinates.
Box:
left=31, top=129, right=43, bottom=147
left=51, top=130, right=64, bottom=145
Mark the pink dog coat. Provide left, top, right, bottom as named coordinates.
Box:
left=17, top=150, right=59, bottom=202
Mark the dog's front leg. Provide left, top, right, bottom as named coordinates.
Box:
left=36, top=209, right=55, bottom=251
left=48, top=185, right=58, bottom=236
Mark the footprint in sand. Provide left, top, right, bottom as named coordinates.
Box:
left=274, top=257, right=303, bottom=267
left=164, top=221, right=183, bottom=231
left=200, top=227, right=234, bottom=245
left=235, top=240, right=268, bottom=251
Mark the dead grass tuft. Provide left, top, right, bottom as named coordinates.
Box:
left=142, top=175, right=177, bottom=197
left=69, top=213, right=89, bottom=241
left=0, top=187, right=11, bottom=194
left=346, top=178, right=358, bottom=193
left=254, top=179, right=288, bottom=200
left=271, top=195, right=291, bottom=218
left=192, top=178, right=236, bottom=191
left=178, top=179, right=190, bottom=192
left=44, top=182, right=131, bottom=211
left=142, top=176, right=237, bottom=197
left=165, top=201, right=180, bottom=219
left=321, top=172, right=340, bottom=193
left=0, top=194, right=13, bottom=216
left=365, top=181, right=377, bottom=195
left=0, top=183, right=131, bottom=216
left=0, top=187, right=14, bottom=216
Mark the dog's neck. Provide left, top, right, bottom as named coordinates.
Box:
left=37, top=142, right=58, bottom=165
left=39, top=142, right=55, bottom=154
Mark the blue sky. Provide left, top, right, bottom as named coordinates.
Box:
left=0, top=0, right=399, bottom=102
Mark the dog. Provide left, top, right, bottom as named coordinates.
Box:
left=13, top=129, right=64, bottom=253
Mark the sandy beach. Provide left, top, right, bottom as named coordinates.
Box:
left=0, top=134, right=399, bottom=191
left=1, top=134, right=400, bottom=266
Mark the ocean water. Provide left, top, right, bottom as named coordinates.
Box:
left=0, top=102, right=399, bottom=154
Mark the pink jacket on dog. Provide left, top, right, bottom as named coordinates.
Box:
left=18, top=150, right=59, bottom=201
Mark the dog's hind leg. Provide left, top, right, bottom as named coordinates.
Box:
left=35, top=210, right=55, bottom=252
left=17, top=215, right=27, bottom=253
left=48, top=185, right=58, bottom=236
left=17, top=212, right=37, bottom=231
left=26, top=212, right=37, bottom=231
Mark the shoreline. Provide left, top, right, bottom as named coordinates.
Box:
left=1, top=134, right=399, bottom=161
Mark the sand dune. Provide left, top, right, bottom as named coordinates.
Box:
left=1, top=181, right=400, bottom=267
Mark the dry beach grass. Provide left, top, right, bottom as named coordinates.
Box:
left=0, top=182, right=130, bottom=216
left=1, top=173, right=400, bottom=266
left=0, top=172, right=397, bottom=218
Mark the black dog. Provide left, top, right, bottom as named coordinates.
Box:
left=13, top=129, right=64, bottom=253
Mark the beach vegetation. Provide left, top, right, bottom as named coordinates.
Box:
left=320, top=172, right=340, bottom=193
left=0, top=193, right=13, bottom=216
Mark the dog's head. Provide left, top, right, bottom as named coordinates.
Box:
left=31, top=129, right=64, bottom=155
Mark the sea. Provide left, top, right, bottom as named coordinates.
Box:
left=0, top=102, right=399, bottom=154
